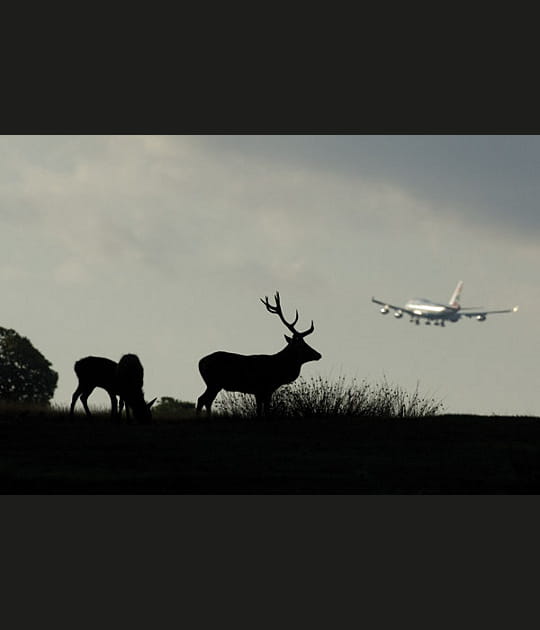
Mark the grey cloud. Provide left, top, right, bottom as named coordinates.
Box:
left=1, top=135, right=111, bottom=174
left=197, top=135, right=540, bottom=236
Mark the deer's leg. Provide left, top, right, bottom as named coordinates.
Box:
left=256, top=396, right=263, bottom=417
left=80, top=388, right=94, bottom=417
left=69, top=386, right=83, bottom=418
left=256, top=394, right=271, bottom=418
left=107, top=391, right=118, bottom=420
left=118, top=397, right=124, bottom=421
left=197, top=387, right=219, bottom=416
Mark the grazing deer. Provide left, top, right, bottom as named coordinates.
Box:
left=69, top=354, right=156, bottom=423
left=196, top=292, right=322, bottom=416
left=116, top=353, right=156, bottom=424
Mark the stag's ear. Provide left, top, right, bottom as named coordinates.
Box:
left=284, top=334, right=293, bottom=343
left=147, top=397, right=157, bottom=409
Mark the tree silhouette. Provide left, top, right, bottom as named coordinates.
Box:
left=0, top=327, right=58, bottom=404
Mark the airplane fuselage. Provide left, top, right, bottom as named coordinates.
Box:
left=404, top=298, right=460, bottom=322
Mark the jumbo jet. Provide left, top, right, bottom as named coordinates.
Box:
left=371, top=281, right=519, bottom=326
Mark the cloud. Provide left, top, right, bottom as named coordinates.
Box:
left=2, top=134, right=517, bottom=304
left=2, top=134, right=537, bottom=303
left=196, top=135, right=540, bottom=238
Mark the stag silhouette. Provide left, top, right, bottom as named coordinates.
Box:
left=69, top=354, right=156, bottom=423
left=196, top=292, right=321, bottom=416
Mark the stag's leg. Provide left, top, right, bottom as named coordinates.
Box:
left=256, top=396, right=263, bottom=417
left=196, top=387, right=220, bottom=416
left=118, top=397, right=125, bottom=421
left=256, top=394, right=271, bottom=418
left=196, top=395, right=204, bottom=414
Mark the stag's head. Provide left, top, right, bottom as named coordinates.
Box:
left=261, top=292, right=322, bottom=363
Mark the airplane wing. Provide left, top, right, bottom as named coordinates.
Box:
left=371, top=297, right=417, bottom=317
left=460, top=306, right=519, bottom=318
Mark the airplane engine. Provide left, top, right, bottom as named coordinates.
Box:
left=476, top=314, right=486, bottom=322
left=394, top=310, right=403, bottom=318
left=380, top=306, right=389, bottom=314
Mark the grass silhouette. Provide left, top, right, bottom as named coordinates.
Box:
left=214, top=375, right=444, bottom=418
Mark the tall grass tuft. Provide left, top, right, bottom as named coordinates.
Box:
left=214, top=375, right=444, bottom=419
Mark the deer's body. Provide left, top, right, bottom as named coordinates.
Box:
left=69, top=356, right=120, bottom=418
left=200, top=349, right=304, bottom=394
left=197, top=292, right=321, bottom=416
left=69, top=354, right=155, bottom=423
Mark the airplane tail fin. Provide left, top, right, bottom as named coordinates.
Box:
left=449, top=281, right=463, bottom=308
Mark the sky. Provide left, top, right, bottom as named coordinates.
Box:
left=0, top=134, right=538, bottom=416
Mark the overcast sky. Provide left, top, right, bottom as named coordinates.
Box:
left=1, top=134, right=538, bottom=416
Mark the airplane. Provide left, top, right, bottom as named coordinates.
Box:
left=372, top=281, right=519, bottom=326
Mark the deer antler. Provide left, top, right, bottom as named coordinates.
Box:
left=260, top=291, right=314, bottom=337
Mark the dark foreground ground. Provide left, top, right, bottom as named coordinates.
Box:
left=1, top=410, right=540, bottom=493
